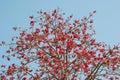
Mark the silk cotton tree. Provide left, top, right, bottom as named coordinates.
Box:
left=0, top=9, right=120, bottom=80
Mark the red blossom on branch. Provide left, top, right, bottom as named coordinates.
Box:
left=0, top=9, right=120, bottom=80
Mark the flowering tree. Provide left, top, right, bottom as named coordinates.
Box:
left=0, top=9, right=120, bottom=80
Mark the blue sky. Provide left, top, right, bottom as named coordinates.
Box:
left=0, top=0, right=120, bottom=46
left=0, top=1, right=120, bottom=79
left=0, top=0, right=120, bottom=65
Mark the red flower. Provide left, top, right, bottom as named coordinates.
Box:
left=90, top=19, right=93, bottom=23
left=99, top=48, right=105, bottom=52
left=22, top=77, right=27, bottom=80
left=29, top=16, right=34, bottom=19
left=10, top=76, right=14, bottom=80
left=74, top=19, right=79, bottom=23
left=13, top=27, right=17, bottom=31
left=35, top=28, right=40, bottom=33
left=93, top=10, right=96, bottom=13
left=110, top=77, right=114, bottom=80
left=73, top=33, right=79, bottom=39
left=30, top=21, right=35, bottom=27
left=2, top=41, right=5, bottom=45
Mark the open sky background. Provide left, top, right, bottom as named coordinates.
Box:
left=0, top=0, right=120, bottom=75
left=0, top=0, right=120, bottom=45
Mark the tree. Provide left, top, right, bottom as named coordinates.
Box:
left=0, top=9, right=120, bottom=80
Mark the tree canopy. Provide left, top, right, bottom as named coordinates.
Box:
left=0, top=9, right=120, bottom=80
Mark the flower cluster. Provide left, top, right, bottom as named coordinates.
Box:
left=0, top=9, right=120, bottom=80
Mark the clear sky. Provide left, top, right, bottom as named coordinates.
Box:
left=0, top=1, right=120, bottom=79
left=0, top=0, right=120, bottom=67
left=0, top=0, right=120, bottom=46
